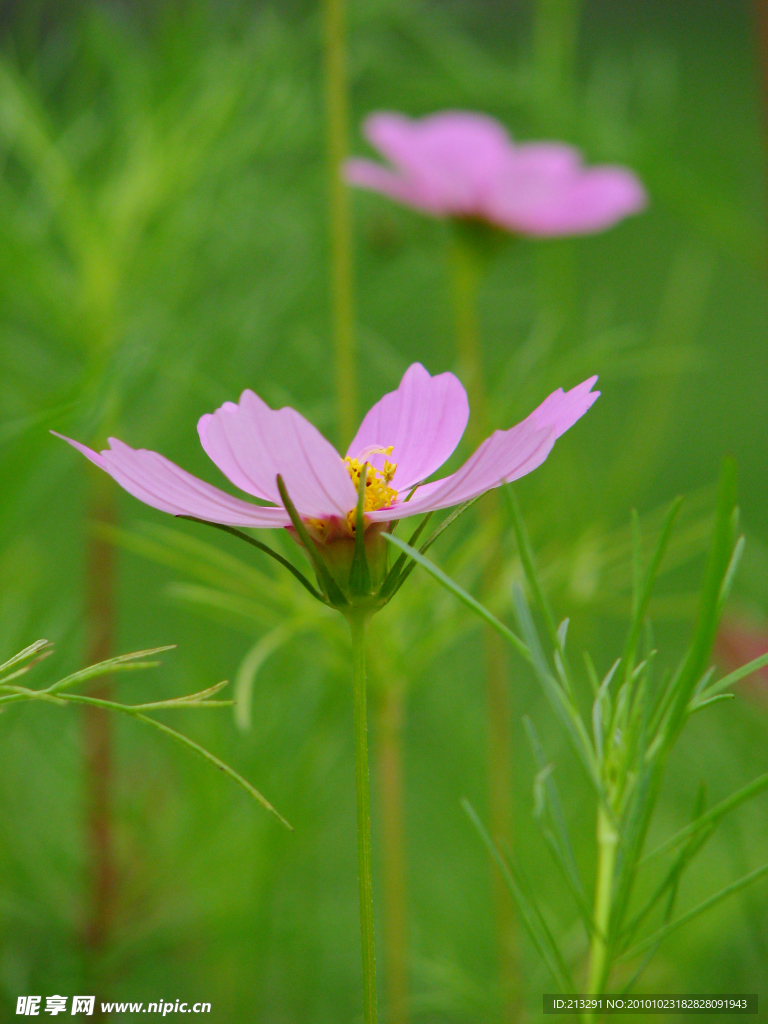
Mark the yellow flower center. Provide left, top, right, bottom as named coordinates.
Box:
left=344, top=445, right=398, bottom=530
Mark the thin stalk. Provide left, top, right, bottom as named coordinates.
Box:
left=322, top=0, right=356, bottom=447
left=448, top=228, right=519, bottom=1020
left=378, top=681, right=409, bottom=1024
left=587, top=805, right=618, bottom=999
left=349, top=613, right=378, bottom=1024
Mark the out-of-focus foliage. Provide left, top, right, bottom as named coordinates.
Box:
left=1, top=1, right=767, bottom=1021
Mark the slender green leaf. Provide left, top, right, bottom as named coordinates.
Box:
left=462, top=799, right=574, bottom=990
left=642, top=772, right=768, bottom=864
left=382, top=534, right=531, bottom=663
left=660, top=460, right=737, bottom=747
left=513, top=585, right=602, bottom=796
left=621, top=497, right=682, bottom=688
left=687, top=693, right=734, bottom=714
left=504, top=485, right=560, bottom=652
left=618, top=862, right=768, bottom=962
left=47, top=692, right=291, bottom=829
left=524, top=717, right=592, bottom=928
left=234, top=622, right=318, bottom=730
left=44, top=646, right=176, bottom=695
left=390, top=497, right=480, bottom=597
left=621, top=785, right=709, bottom=990
left=583, top=651, right=601, bottom=698
left=694, top=651, right=768, bottom=704
left=0, top=639, right=51, bottom=675
left=717, top=534, right=745, bottom=616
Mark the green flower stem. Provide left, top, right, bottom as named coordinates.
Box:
left=587, top=805, right=619, bottom=998
left=349, top=612, right=378, bottom=1024
left=322, top=0, right=357, bottom=448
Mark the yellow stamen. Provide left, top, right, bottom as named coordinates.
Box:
left=344, top=447, right=398, bottom=531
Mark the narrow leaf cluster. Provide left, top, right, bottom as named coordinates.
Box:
left=387, top=460, right=768, bottom=996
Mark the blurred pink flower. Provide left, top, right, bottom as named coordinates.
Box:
left=54, top=363, right=598, bottom=534
left=345, top=111, right=647, bottom=236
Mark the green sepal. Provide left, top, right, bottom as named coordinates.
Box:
left=276, top=475, right=348, bottom=607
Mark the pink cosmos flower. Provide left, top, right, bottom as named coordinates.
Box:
left=345, top=111, right=647, bottom=236
left=54, top=363, right=598, bottom=536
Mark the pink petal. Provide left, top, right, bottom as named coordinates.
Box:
left=490, top=158, right=647, bottom=236
left=346, top=363, right=469, bottom=491
left=368, top=420, right=555, bottom=521
left=344, top=158, right=446, bottom=215
left=529, top=375, right=600, bottom=437
left=53, top=433, right=290, bottom=528
left=358, top=111, right=514, bottom=216
left=198, top=391, right=357, bottom=519
left=367, top=375, right=600, bottom=521
left=502, top=142, right=583, bottom=176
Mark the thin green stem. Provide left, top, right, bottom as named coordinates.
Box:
left=349, top=612, right=378, bottom=1024
left=587, top=805, right=618, bottom=1000
left=322, top=0, right=356, bottom=448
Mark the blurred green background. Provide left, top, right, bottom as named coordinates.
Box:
left=1, top=0, right=768, bottom=1020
